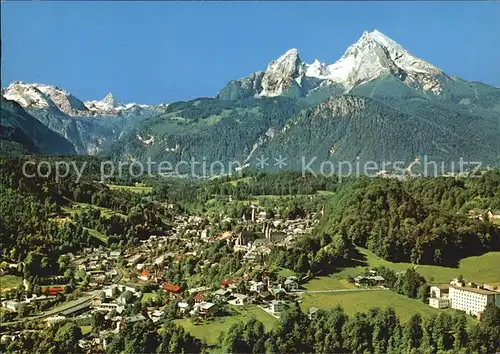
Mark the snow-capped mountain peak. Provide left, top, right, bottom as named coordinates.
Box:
left=84, top=93, right=150, bottom=114
left=3, top=81, right=89, bottom=115
left=2, top=81, right=158, bottom=117
left=256, top=29, right=444, bottom=97
left=317, top=29, right=442, bottom=93
left=102, top=92, right=119, bottom=108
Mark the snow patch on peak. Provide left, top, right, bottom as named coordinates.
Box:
left=305, top=59, right=329, bottom=78
left=367, top=29, right=404, bottom=52
left=284, top=48, right=299, bottom=56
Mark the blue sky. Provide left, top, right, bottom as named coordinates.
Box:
left=2, top=2, right=499, bottom=104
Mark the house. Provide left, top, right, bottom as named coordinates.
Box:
left=429, top=297, right=450, bottom=309
left=103, top=285, right=120, bottom=299
left=138, top=271, right=150, bottom=282
left=95, top=301, right=121, bottom=312
left=228, top=293, right=249, bottom=306
left=193, top=293, right=205, bottom=303
left=221, top=279, right=237, bottom=288
left=2, top=300, right=21, bottom=312
left=284, top=277, right=299, bottom=292
left=148, top=309, right=166, bottom=323
left=213, top=289, right=231, bottom=301
left=429, top=284, right=451, bottom=309
left=269, top=300, right=286, bottom=315
left=109, top=251, right=121, bottom=259
left=136, top=263, right=146, bottom=271
left=114, top=284, right=140, bottom=294
left=91, top=274, right=106, bottom=285
left=430, top=284, right=450, bottom=299
left=353, top=275, right=385, bottom=287
left=259, top=291, right=274, bottom=301
left=197, top=301, right=217, bottom=315
left=257, top=211, right=269, bottom=221
left=249, top=281, right=266, bottom=293
left=487, top=209, right=500, bottom=220
left=117, top=293, right=132, bottom=305
left=188, top=286, right=211, bottom=296
left=25, top=294, right=53, bottom=304
left=163, top=283, right=182, bottom=295
left=270, top=286, right=285, bottom=297
left=154, top=255, right=166, bottom=266
left=126, top=254, right=142, bottom=267
left=177, top=301, right=190, bottom=314
left=45, top=315, right=67, bottom=326
left=42, top=287, right=65, bottom=296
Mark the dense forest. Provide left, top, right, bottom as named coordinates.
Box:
left=317, top=172, right=500, bottom=266
left=216, top=302, right=500, bottom=354
left=5, top=301, right=498, bottom=353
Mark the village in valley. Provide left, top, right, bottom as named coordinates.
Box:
left=2, top=186, right=500, bottom=351
left=1, top=196, right=322, bottom=348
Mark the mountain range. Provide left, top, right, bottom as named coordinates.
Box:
left=2, top=30, right=499, bottom=171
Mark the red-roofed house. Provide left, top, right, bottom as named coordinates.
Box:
left=42, top=287, right=64, bottom=296
left=193, top=292, right=205, bottom=303
left=162, top=283, right=182, bottom=295
left=139, top=271, right=150, bottom=282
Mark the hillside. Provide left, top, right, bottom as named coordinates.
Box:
left=0, top=98, right=76, bottom=155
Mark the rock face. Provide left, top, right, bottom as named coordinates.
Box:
left=216, top=72, right=265, bottom=100
left=311, top=95, right=366, bottom=119
left=260, top=49, right=305, bottom=97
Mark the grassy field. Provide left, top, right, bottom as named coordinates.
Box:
left=62, top=202, right=127, bottom=220
left=0, top=275, right=22, bottom=292
left=107, top=184, right=152, bottom=194
left=299, top=290, right=476, bottom=325
left=304, top=247, right=500, bottom=291
left=141, top=292, right=157, bottom=304
left=80, top=325, right=92, bottom=335
left=175, top=305, right=276, bottom=345
left=491, top=218, right=500, bottom=225
left=83, top=227, right=108, bottom=244
left=75, top=202, right=127, bottom=219
left=277, top=268, right=296, bottom=278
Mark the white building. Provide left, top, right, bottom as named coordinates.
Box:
left=269, top=300, right=286, bottom=315
left=96, top=302, right=120, bottom=312
left=429, top=297, right=450, bottom=309
left=249, top=281, right=266, bottom=293
left=228, top=293, right=248, bottom=306
left=449, top=285, right=498, bottom=317
left=2, top=300, right=21, bottom=311
left=284, top=277, right=299, bottom=292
